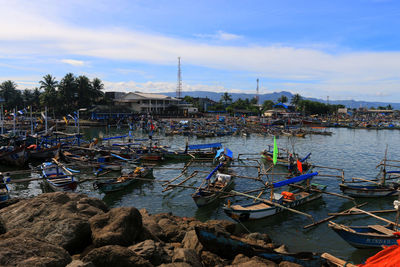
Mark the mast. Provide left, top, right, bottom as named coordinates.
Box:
left=30, top=106, right=33, bottom=135
left=256, top=78, right=259, bottom=105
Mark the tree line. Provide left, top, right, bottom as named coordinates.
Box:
left=0, top=74, right=105, bottom=114
left=184, top=92, right=345, bottom=115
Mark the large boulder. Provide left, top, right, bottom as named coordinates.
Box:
left=0, top=229, right=72, bottom=267
left=172, top=248, right=202, bottom=267
left=182, top=230, right=203, bottom=254
left=89, top=207, right=142, bottom=247
left=0, top=192, right=108, bottom=254
left=230, top=254, right=278, bottom=267
left=81, top=245, right=152, bottom=267
left=129, top=239, right=171, bottom=265
left=201, top=250, right=228, bottom=267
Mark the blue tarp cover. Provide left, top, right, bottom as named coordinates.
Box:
left=272, top=172, right=318, bottom=188
left=188, top=143, right=222, bottom=150
left=215, top=148, right=233, bottom=159
left=273, top=103, right=289, bottom=109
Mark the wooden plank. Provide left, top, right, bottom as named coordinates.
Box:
left=351, top=208, right=399, bottom=226
left=328, top=209, right=396, bottom=216
left=303, top=202, right=368, bottom=229
left=321, top=253, right=357, bottom=267
left=368, top=225, right=395, bottom=235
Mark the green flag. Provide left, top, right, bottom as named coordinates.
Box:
left=273, top=136, right=278, bottom=165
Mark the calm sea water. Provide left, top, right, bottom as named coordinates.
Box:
left=5, top=127, right=400, bottom=263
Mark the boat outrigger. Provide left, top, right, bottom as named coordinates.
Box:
left=223, top=172, right=324, bottom=221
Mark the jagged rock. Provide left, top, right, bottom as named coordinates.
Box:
left=279, top=261, right=303, bottom=267
left=231, top=254, right=251, bottom=265
left=0, top=218, right=5, bottom=235
left=66, top=260, right=95, bottom=267
left=82, top=245, right=152, bottom=267
left=89, top=207, right=142, bottom=247
left=202, top=219, right=237, bottom=234
left=159, top=263, right=192, bottom=267
left=157, top=217, right=186, bottom=242
left=201, top=250, right=229, bottom=267
left=0, top=229, right=71, bottom=267
left=129, top=239, right=171, bottom=265
left=0, top=192, right=108, bottom=254
left=244, top=232, right=272, bottom=245
left=182, top=230, right=203, bottom=254
left=230, top=255, right=278, bottom=266
left=172, top=248, right=202, bottom=267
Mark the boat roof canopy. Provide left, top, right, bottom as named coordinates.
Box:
left=272, top=172, right=318, bottom=188
left=188, top=142, right=222, bottom=150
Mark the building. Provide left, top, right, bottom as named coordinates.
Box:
left=114, top=92, right=197, bottom=115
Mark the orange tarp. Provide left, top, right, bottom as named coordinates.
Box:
left=358, top=240, right=400, bottom=267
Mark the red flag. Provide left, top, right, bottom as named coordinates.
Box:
left=150, top=123, right=155, bottom=131
left=297, top=160, right=303, bottom=173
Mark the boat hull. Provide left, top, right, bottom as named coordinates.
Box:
left=339, top=184, right=399, bottom=197
left=330, top=225, right=400, bottom=248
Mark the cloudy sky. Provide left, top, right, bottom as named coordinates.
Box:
left=1, top=0, right=400, bottom=101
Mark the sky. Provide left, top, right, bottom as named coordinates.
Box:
left=1, top=0, right=400, bottom=102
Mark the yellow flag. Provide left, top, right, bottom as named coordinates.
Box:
left=63, top=116, right=68, bottom=125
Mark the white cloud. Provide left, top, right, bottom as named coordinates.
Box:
left=195, top=31, right=242, bottom=41
left=1, top=1, right=400, bottom=101
left=61, top=59, right=86, bottom=66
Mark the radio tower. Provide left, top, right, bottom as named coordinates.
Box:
left=177, top=57, right=182, bottom=99
left=256, top=78, right=259, bottom=105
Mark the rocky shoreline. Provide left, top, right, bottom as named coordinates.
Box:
left=0, top=192, right=315, bottom=267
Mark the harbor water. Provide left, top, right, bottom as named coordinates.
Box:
left=4, top=127, right=400, bottom=263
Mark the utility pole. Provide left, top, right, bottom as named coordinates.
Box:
left=177, top=57, right=182, bottom=99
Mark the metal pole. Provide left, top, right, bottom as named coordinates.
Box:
left=45, top=106, right=48, bottom=135
left=30, top=106, right=33, bottom=134
left=13, top=108, right=16, bottom=134
left=0, top=103, right=3, bottom=135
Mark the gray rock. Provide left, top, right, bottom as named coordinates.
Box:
left=129, top=239, right=171, bottom=265
left=66, top=260, right=95, bottom=267
left=0, top=229, right=72, bottom=267
left=82, top=245, right=153, bottom=267
left=172, top=248, right=202, bottom=267
left=182, top=230, right=203, bottom=254
left=89, top=206, right=142, bottom=247
left=0, top=192, right=108, bottom=254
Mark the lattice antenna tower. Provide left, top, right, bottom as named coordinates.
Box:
left=256, top=78, right=259, bottom=105
left=177, top=57, right=182, bottom=99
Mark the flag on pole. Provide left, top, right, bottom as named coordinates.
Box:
left=297, top=160, right=303, bottom=173
left=273, top=136, right=278, bottom=165
left=63, top=116, right=68, bottom=125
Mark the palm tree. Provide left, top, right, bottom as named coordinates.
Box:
left=0, top=80, right=22, bottom=109
left=39, top=74, right=58, bottom=110
left=277, top=95, right=288, bottom=104
left=58, top=73, right=77, bottom=112
left=91, top=78, right=105, bottom=104
left=221, top=92, right=232, bottom=105
left=291, top=94, right=302, bottom=110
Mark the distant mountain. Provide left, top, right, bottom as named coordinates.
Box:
left=162, top=91, right=400, bottom=109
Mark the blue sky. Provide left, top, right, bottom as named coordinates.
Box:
left=1, top=0, right=400, bottom=102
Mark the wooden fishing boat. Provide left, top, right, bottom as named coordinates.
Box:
left=0, top=145, right=29, bottom=167
left=328, top=221, right=400, bottom=248
left=339, top=149, right=400, bottom=197
left=339, top=183, right=399, bottom=197
left=93, top=166, right=153, bottom=193
left=0, top=176, right=10, bottom=203
left=163, top=142, right=222, bottom=161
left=192, top=163, right=234, bottom=207
left=260, top=146, right=312, bottom=172
left=195, top=226, right=325, bottom=266
left=28, top=144, right=60, bottom=160
left=223, top=172, right=324, bottom=221
left=41, top=159, right=77, bottom=191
